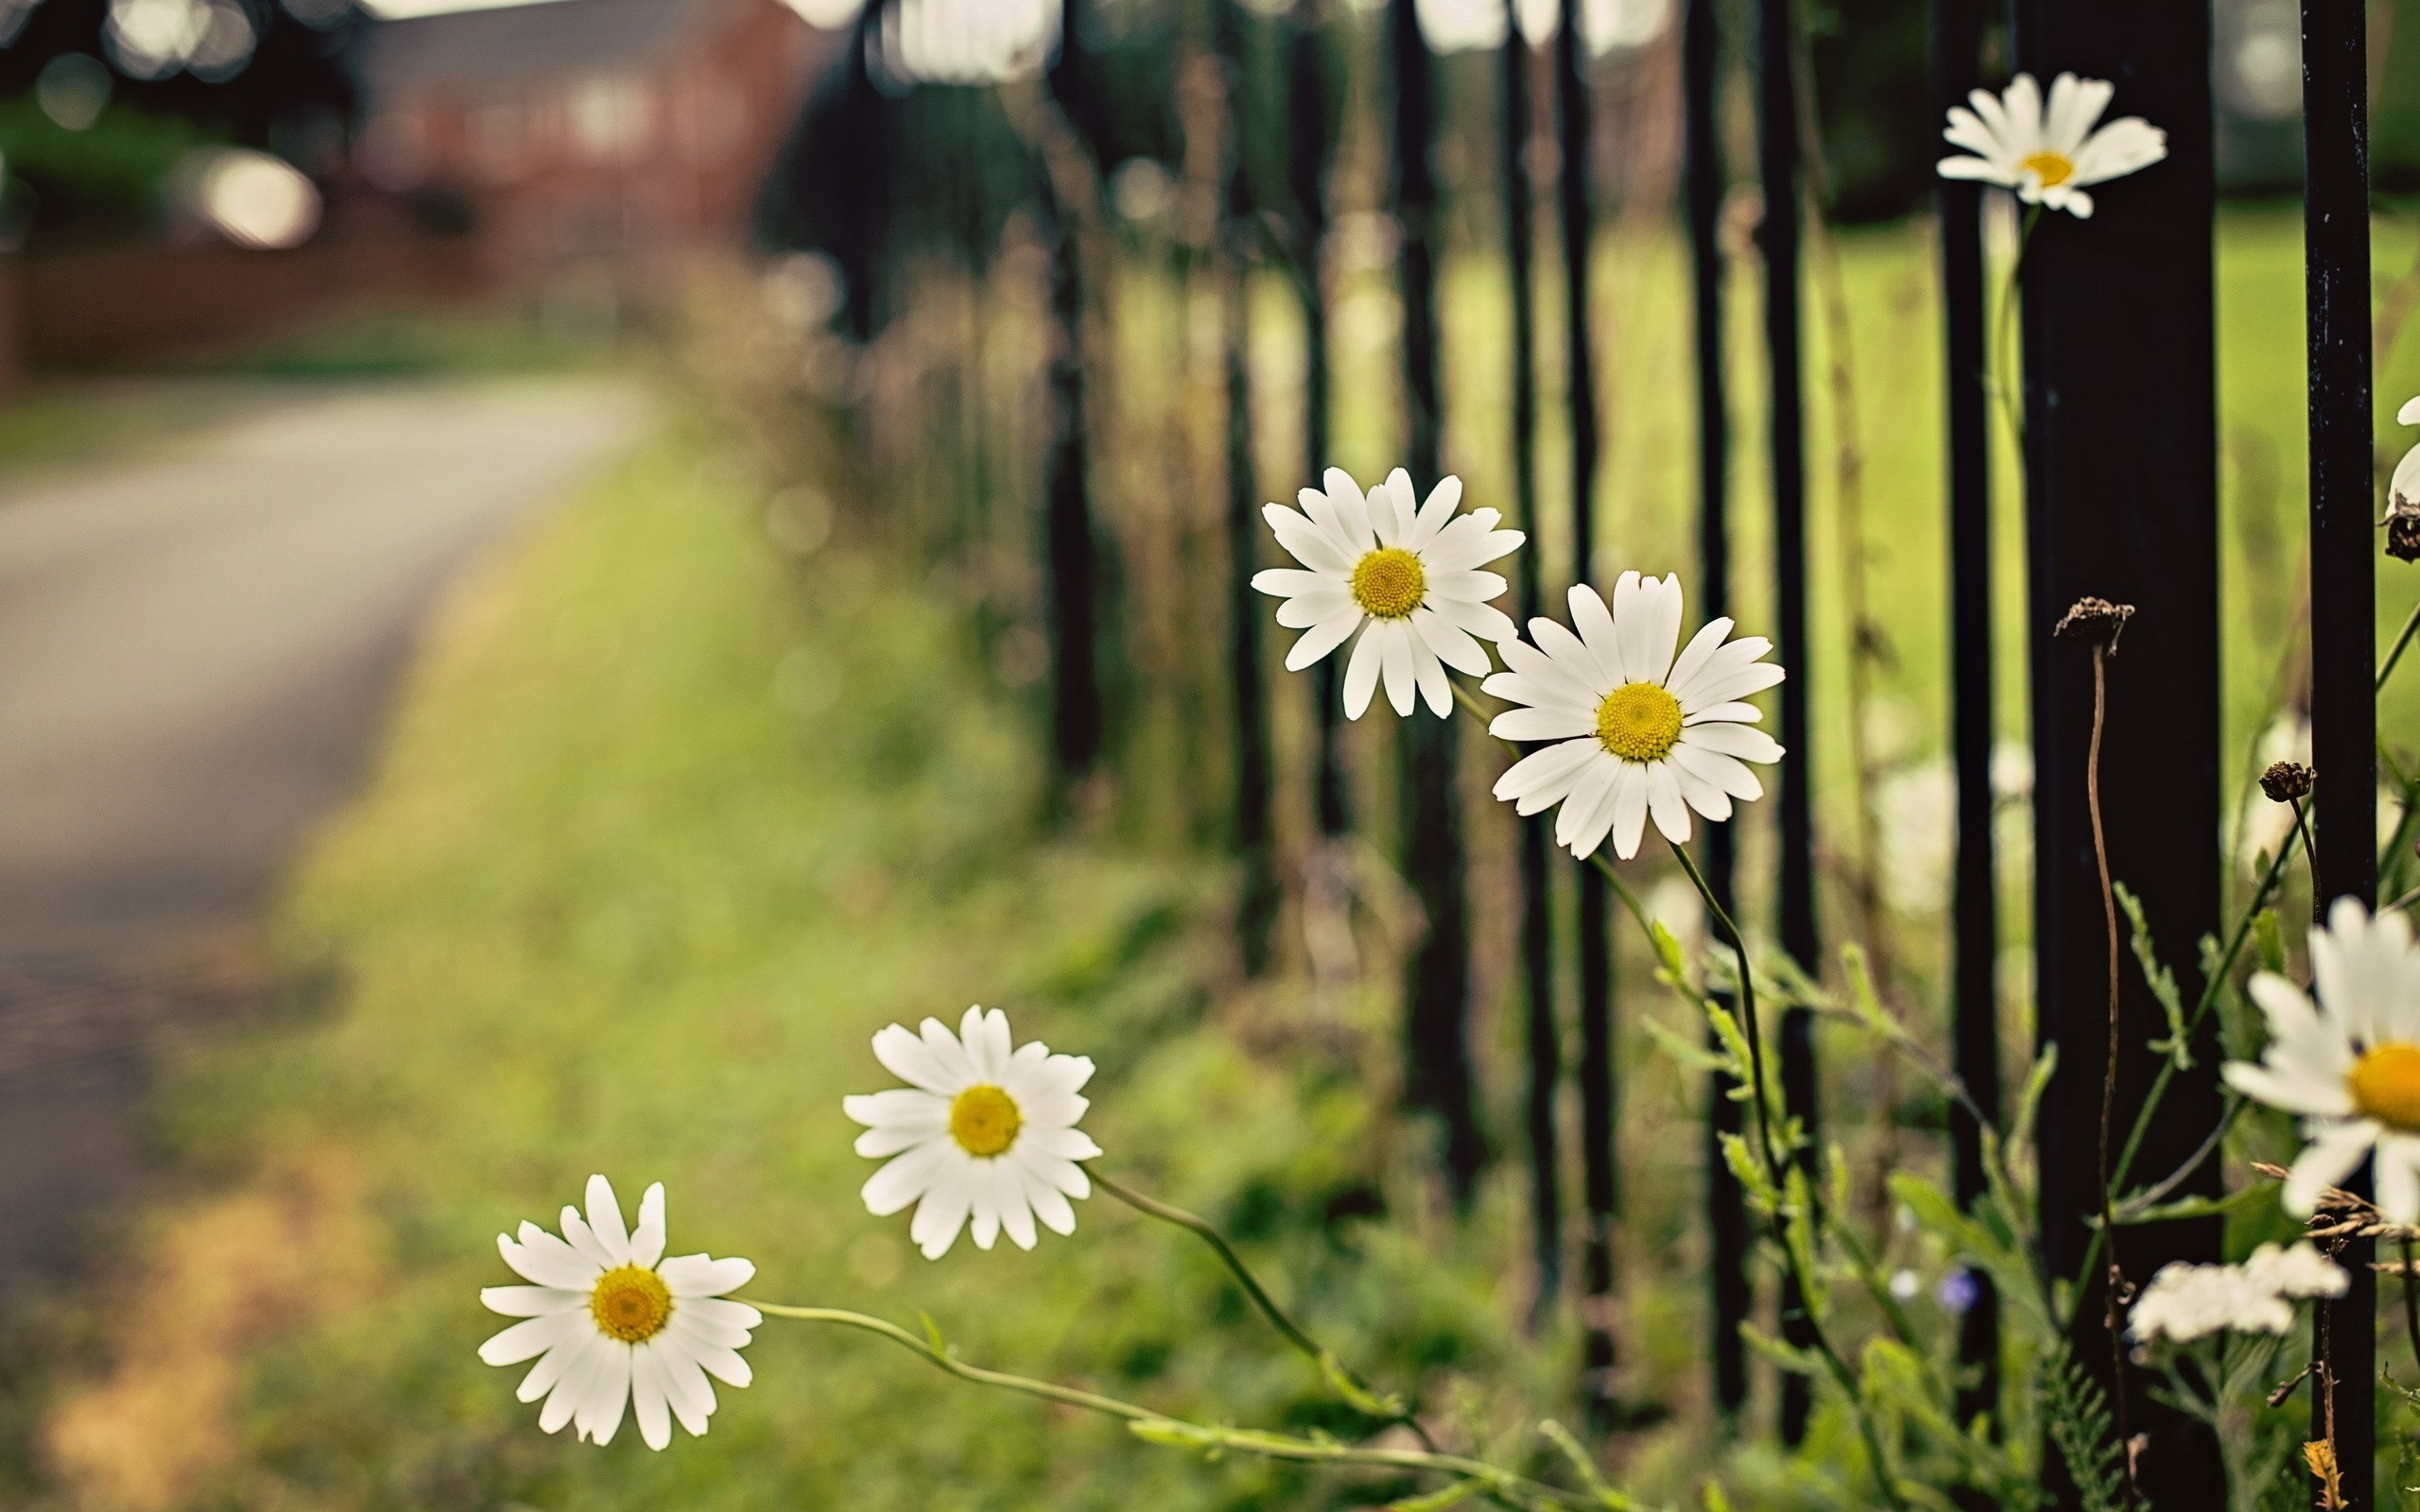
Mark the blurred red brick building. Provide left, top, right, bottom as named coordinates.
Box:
left=356, top=0, right=834, bottom=294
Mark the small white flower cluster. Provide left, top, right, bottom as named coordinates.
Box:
left=2126, top=1242, right=2348, bottom=1348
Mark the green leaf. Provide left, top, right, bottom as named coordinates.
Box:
left=2116, top=882, right=2191, bottom=1069
left=2108, top=1183, right=2270, bottom=1227
left=1643, top=1016, right=1732, bottom=1077
left=1738, top=1319, right=1824, bottom=1377
left=1381, top=1483, right=1487, bottom=1511
left=2254, top=908, right=2286, bottom=974
left=1317, top=1350, right=1406, bottom=1418
left=1648, top=919, right=1687, bottom=981
left=2012, top=1043, right=2057, bottom=1155
left=919, top=1311, right=947, bottom=1354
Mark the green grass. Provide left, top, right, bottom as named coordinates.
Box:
left=14, top=420, right=1550, bottom=1512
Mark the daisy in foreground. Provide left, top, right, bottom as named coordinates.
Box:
left=1937, top=72, right=2167, bottom=218
left=479, top=1176, right=760, bottom=1449
left=846, top=1005, right=1101, bottom=1259
left=1485, top=572, right=1784, bottom=861
left=2224, top=900, right=2420, bottom=1221
left=1253, top=466, right=1524, bottom=719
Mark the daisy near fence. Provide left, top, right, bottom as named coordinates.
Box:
left=480, top=0, right=2420, bottom=1505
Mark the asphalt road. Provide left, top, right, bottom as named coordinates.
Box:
left=0, top=376, right=644, bottom=1290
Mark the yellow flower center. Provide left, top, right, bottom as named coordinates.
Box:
left=2350, top=1042, right=2420, bottom=1133
left=1349, top=547, right=1426, bottom=620
left=950, top=1084, right=1023, bottom=1158
left=1596, top=681, right=1685, bottom=763
left=2020, top=150, right=2077, bottom=189
left=589, top=1264, right=672, bottom=1343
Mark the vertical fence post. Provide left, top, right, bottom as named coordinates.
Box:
left=1928, top=0, right=1999, bottom=1446
left=2302, top=0, right=2377, bottom=1503
left=1554, top=0, right=1621, bottom=1413
left=2012, top=0, right=2226, bottom=1503
left=1041, top=0, right=1106, bottom=793
left=1680, top=0, right=1750, bottom=1418
left=1219, top=0, right=1278, bottom=975
left=1753, top=0, right=1820, bottom=1445
left=1390, top=0, right=1487, bottom=1201
left=1503, top=0, right=1564, bottom=1316
left=1288, top=3, right=1349, bottom=841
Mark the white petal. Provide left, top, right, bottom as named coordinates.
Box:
left=2223, top=1060, right=2354, bottom=1120
left=1570, top=581, right=1628, bottom=685
left=500, top=1228, right=598, bottom=1291
left=2283, top=1122, right=2376, bottom=1216
left=656, top=1334, right=717, bottom=1435
left=1406, top=473, right=1463, bottom=546
left=631, top=1343, right=675, bottom=1450
left=1378, top=620, right=1418, bottom=716
left=2399, top=396, right=2420, bottom=426
left=871, top=1022, right=959, bottom=1093
left=1285, top=608, right=1363, bottom=671
left=482, top=1284, right=586, bottom=1319
left=962, top=1005, right=1012, bottom=1080
left=560, top=1206, right=616, bottom=1271
left=576, top=1341, right=632, bottom=1445
left=1410, top=635, right=1453, bottom=717
left=1342, top=620, right=1384, bottom=718
left=1322, top=468, right=1376, bottom=550
left=1644, top=761, right=1691, bottom=847
left=1495, top=738, right=1600, bottom=809
left=862, top=1139, right=954, bottom=1216
left=2380, top=1138, right=2420, bottom=1226
left=516, top=1336, right=582, bottom=1406
left=1493, top=705, right=1597, bottom=742
left=1266, top=504, right=1356, bottom=575
left=1552, top=759, right=1619, bottom=848
left=1938, top=153, right=2015, bottom=183
left=481, top=1308, right=592, bottom=1366
left=1679, top=723, right=1785, bottom=765
left=658, top=1253, right=755, bottom=1297
left=631, top=1184, right=666, bottom=1269
left=582, top=1177, right=633, bottom=1267
left=538, top=1333, right=604, bottom=1433
left=1607, top=763, right=1651, bottom=860
left=1410, top=606, right=1493, bottom=678
left=1253, top=568, right=1340, bottom=600
left=909, top=1166, right=976, bottom=1259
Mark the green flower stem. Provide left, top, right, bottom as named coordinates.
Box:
left=1663, top=842, right=1910, bottom=1512
left=1089, top=1171, right=1432, bottom=1447
left=743, top=1302, right=1622, bottom=1512
left=2379, top=598, right=2420, bottom=695
left=2081, top=827, right=2301, bottom=1299
left=1450, top=681, right=1908, bottom=1509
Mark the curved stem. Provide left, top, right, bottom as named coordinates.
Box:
left=743, top=1302, right=1612, bottom=1511
left=2083, top=645, right=2135, bottom=1485
left=1090, top=1172, right=1435, bottom=1449
left=2379, top=598, right=2420, bottom=696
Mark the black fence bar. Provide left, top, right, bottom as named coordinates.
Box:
left=1503, top=0, right=1564, bottom=1314
left=1390, top=0, right=1487, bottom=1201
left=1551, top=0, right=1619, bottom=1408
left=2302, top=0, right=2377, bottom=1503
left=1219, top=1, right=1277, bottom=976
left=1680, top=0, right=1749, bottom=1418
left=1928, top=0, right=1999, bottom=1444
left=2011, top=0, right=2227, bottom=1503
left=1754, top=0, right=1819, bottom=1445
left=1042, top=0, right=1105, bottom=790
left=1288, top=6, right=1349, bottom=840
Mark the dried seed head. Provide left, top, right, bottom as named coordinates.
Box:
left=2260, top=762, right=2315, bottom=803
left=2387, top=495, right=2420, bottom=564
left=2055, top=596, right=2135, bottom=654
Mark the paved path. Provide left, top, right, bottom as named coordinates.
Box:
left=0, top=375, right=646, bottom=1289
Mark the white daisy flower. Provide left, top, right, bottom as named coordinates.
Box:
left=845, top=1005, right=1101, bottom=1260
left=2223, top=899, right=2420, bottom=1222
left=1483, top=572, right=1785, bottom=861
left=479, top=1176, right=760, bottom=1450
left=1253, top=466, right=1525, bottom=719
left=1936, top=72, right=2168, bottom=219
left=2127, top=1261, right=2290, bottom=1345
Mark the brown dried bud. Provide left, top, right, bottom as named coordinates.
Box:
left=2260, top=762, right=2315, bottom=803
left=2054, top=596, right=2135, bottom=654
left=2386, top=495, right=2420, bottom=564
